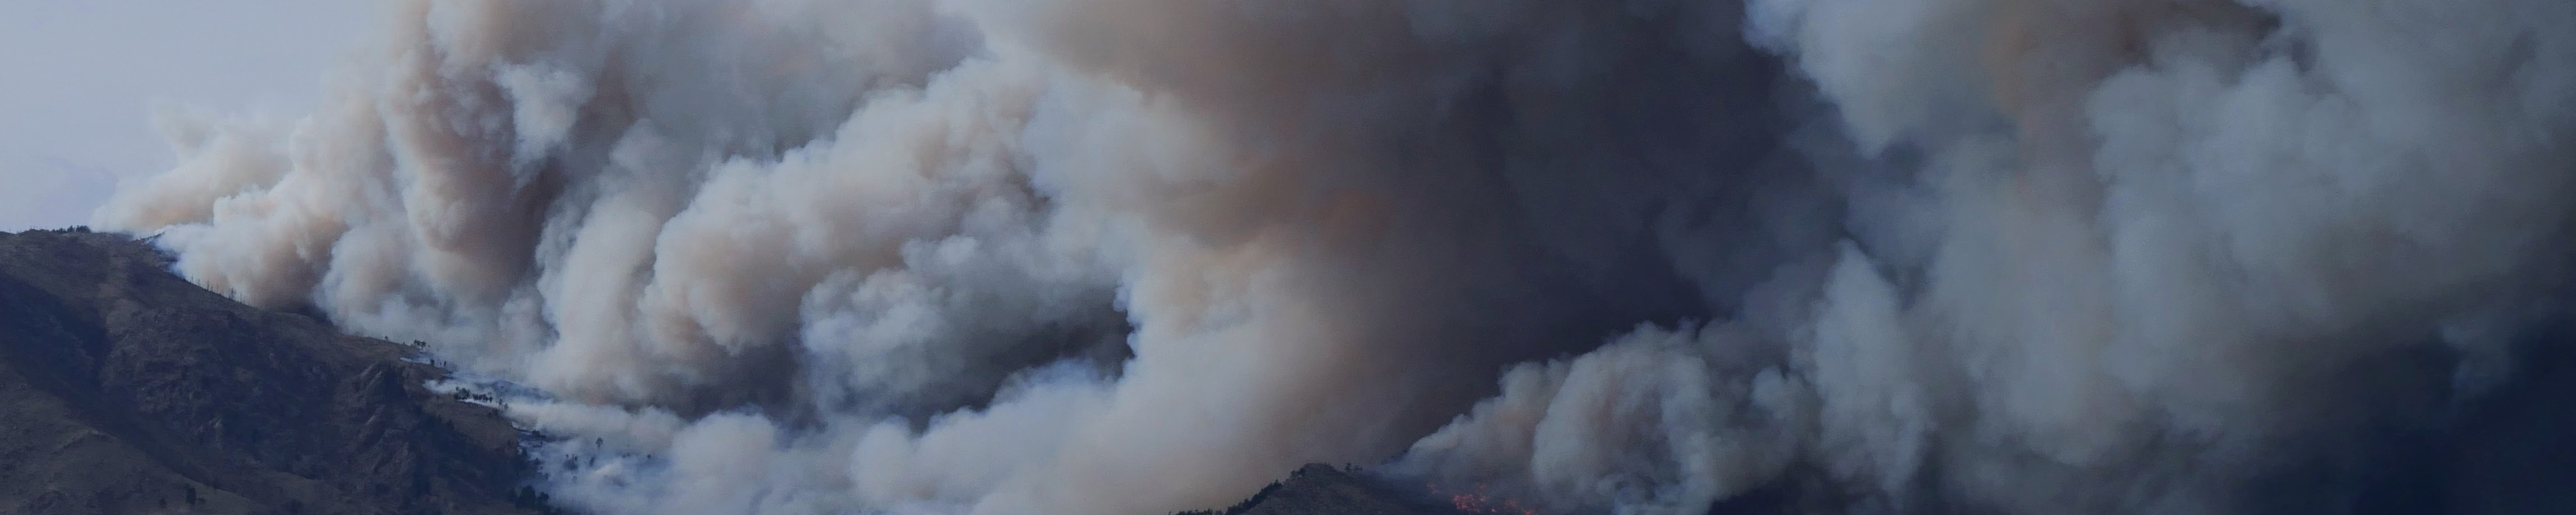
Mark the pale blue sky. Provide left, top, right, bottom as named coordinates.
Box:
left=0, top=1, right=383, bottom=231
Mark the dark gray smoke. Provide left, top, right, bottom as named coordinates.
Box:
left=95, top=0, right=2576, bottom=513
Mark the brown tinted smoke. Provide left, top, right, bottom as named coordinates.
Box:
left=96, top=0, right=2576, bottom=513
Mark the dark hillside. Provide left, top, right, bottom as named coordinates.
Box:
left=0, top=228, right=543, bottom=515
left=1173, top=463, right=1827, bottom=515
left=1171, top=464, right=1450, bottom=515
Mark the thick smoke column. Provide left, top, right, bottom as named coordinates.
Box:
left=1399, top=0, right=2576, bottom=512
left=95, top=0, right=2576, bottom=514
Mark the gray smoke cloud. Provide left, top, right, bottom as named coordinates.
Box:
left=94, top=0, right=2576, bottom=514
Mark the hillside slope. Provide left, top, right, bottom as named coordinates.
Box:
left=0, top=228, right=543, bottom=515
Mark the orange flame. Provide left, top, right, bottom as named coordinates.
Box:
left=1424, top=482, right=1539, bottom=515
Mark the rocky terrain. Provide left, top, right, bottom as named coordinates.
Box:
left=0, top=228, right=545, bottom=515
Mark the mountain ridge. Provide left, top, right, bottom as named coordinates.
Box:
left=0, top=227, right=545, bottom=515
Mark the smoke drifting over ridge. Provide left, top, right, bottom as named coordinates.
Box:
left=92, top=0, right=2576, bottom=513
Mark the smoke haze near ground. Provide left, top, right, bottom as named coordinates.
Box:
left=94, top=0, right=2576, bottom=513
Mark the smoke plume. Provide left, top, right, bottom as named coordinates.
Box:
left=96, top=0, right=2576, bottom=513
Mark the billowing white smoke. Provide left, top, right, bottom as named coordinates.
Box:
left=94, top=0, right=2576, bottom=513
left=1397, top=0, right=2576, bottom=513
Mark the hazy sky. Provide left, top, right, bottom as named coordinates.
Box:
left=0, top=1, right=383, bottom=231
